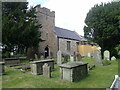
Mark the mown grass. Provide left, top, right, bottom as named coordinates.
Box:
left=2, top=58, right=118, bottom=88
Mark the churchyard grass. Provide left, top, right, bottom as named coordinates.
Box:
left=2, top=58, right=118, bottom=88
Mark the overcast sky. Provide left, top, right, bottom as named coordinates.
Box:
left=28, top=0, right=113, bottom=36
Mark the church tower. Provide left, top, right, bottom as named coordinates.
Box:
left=35, top=5, right=57, bottom=58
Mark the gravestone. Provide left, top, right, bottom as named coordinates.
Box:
left=40, top=55, right=44, bottom=59
left=73, top=53, right=77, bottom=61
left=57, top=50, right=62, bottom=65
left=104, top=50, right=110, bottom=60
left=0, top=62, right=5, bottom=75
left=70, top=56, right=74, bottom=62
left=93, top=50, right=103, bottom=66
left=64, top=54, right=70, bottom=62
left=77, top=54, right=82, bottom=61
left=34, top=54, right=38, bottom=60
left=88, top=53, right=91, bottom=58
left=43, top=63, right=51, bottom=78
left=111, top=56, right=116, bottom=60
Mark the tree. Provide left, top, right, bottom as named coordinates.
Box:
left=84, top=1, right=120, bottom=57
left=2, top=2, right=42, bottom=57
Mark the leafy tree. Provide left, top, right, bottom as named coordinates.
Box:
left=2, top=2, right=42, bottom=57
left=84, top=1, right=120, bottom=57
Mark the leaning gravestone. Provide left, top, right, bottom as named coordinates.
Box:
left=104, top=50, right=110, bottom=60
left=70, top=56, right=74, bottom=62
left=57, top=50, right=62, bottom=65
left=111, top=56, right=116, bottom=60
left=43, top=63, right=51, bottom=78
left=34, top=54, right=38, bottom=60
left=77, top=54, right=82, bottom=61
left=93, top=50, right=103, bottom=66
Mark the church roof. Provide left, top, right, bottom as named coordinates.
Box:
left=54, top=27, right=87, bottom=41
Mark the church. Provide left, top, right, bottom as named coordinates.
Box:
left=28, top=5, right=87, bottom=58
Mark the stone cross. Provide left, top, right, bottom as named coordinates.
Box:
left=70, top=56, right=74, bottom=62
left=104, top=50, right=110, bottom=60
left=57, top=50, right=62, bottom=65
left=34, top=54, right=38, bottom=60
left=43, top=63, right=51, bottom=78
left=93, top=50, right=103, bottom=66
left=111, top=56, right=116, bottom=60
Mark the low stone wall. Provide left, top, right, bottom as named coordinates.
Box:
left=4, top=58, right=20, bottom=66
left=0, top=62, right=5, bottom=75
left=59, top=61, right=88, bottom=82
left=30, top=59, right=54, bottom=75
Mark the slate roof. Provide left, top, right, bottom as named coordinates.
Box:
left=54, top=27, right=87, bottom=41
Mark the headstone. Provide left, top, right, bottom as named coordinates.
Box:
left=73, top=53, right=77, bottom=61
left=104, top=50, right=110, bottom=60
left=57, top=50, right=62, bottom=65
left=77, top=54, right=82, bottom=61
left=88, top=53, right=91, bottom=58
left=40, top=55, right=44, bottom=59
left=111, top=56, right=116, bottom=60
left=93, top=50, right=103, bottom=66
left=43, top=63, right=51, bottom=78
left=64, top=54, right=70, bottom=62
left=34, top=54, right=38, bottom=60
left=0, top=62, right=5, bottom=75
left=70, top=56, right=74, bottom=62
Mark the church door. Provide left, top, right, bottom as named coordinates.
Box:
left=45, top=46, right=49, bottom=58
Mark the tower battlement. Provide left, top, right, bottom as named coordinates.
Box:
left=36, top=5, right=55, bottom=17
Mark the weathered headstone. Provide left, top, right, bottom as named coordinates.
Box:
left=77, top=54, right=82, bottom=61
left=64, top=54, right=70, bottom=62
left=40, top=55, right=44, bottom=59
left=104, top=50, right=110, bottom=60
left=93, top=50, right=103, bottom=66
left=43, top=63, right=51, bottom=78
left=73, top=53, right=77, bottom=61
left=70, top=56, right=74, bottom=62
left=88, top=53, right=91, bottom=58
left=34, top=54, right=38, bottom=60
left=57, top=50, right=62, bottom=65
left=111, top=56, right=116, bottom=60
left=0, top=62, right=5, bottom=75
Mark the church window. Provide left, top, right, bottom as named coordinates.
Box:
left=67, top=41, right=71, bottom=51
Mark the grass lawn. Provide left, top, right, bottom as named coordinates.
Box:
left=2, top=58, right=118, bottom=88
